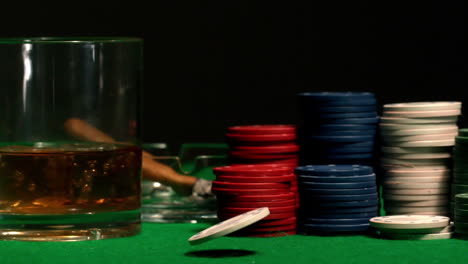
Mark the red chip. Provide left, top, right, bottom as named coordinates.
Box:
left=226, top=133, right=296, bottom=142
left=253, top=217, right=297, bottom=226
left=230, top=151, right=299, bottom=160
left=219, top=212, right=296, bottom=220
left=242, top=230, right=297, bottom=237
left=231, top=144, right=300, bottom=154
left=240, top=223, right=297, bottom=232
left=216, top=174, right=296, bottom=183
left=216, top=192, right=295, bottom=202
left=219, top=206, right=296, bottom=214
left=227, top=125, right=296, bottom=135
left=217, top=199, right=296, bottom=208
left=212, top=188, right=291, bottom=196
left=213, top=165, right=293, bottom=176
left=212, top=181, right=290, bottom=190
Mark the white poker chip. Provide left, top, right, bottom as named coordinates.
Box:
left=384, top=206, right=449, bottom=214
left=384, top=168, right=451, bottom=177
left=383, top=176, right=450, bottom=183
left=370, top=215, right=449, bottom=229
left=379, top=123, right=458, bottom=130
left=383, top=152, right=451, bottom=160
left=381, top=146, right=453, bottom=154
left=383, top=181, right=449, bottom=189
left=380, top=126, right=458, bottom=136
left=379, top=232, right=453, bottom=240
left=383, top=194, right=448, bottom=201
left=385, top=199, right=449, bottom=207
left=383, top=109, right=461, bottom=118
left=381, top=133, right=458, bottom=143
left=188, top=207, right=270, bottom=245
left=380, top=116, right=458, bottom=124
left=383, top=102, right=462, bottom=112
left=381, top=157, right=450, bottom=167
left=384, top=139, right=455, bottom=147
left=384, top=211, right=449, bottom=217
left=383, top=188, right=449, bottom=195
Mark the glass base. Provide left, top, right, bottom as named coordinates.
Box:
left=0, top=210, right=140, bottom=241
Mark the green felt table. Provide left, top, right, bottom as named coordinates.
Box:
left=0, top=222, right=466, bottom=264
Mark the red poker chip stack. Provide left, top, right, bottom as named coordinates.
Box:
left=226, top=125, right=300, bottom=167
left=212, top=164, right=298, bottom=237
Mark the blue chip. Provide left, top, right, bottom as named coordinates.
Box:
left=302, top=212, right=378, bottom=219
left=310, top=130, right=377, bottom=137
left=321, top=153, right=374, bottom=160
left=310, top=117, right=380, bottom=125
left=298, top=181, right=376, bottom=189
left=298, top=174, right=376, bottom=183
left=297, top=92, right=377, bottom=106
left=301, top=199, right=379, bottom=207
left=300, top=205, right=379, bottom=214
left=297, top=186, right=377, bottom=195
left=300, top=217, right=372, bottom=225
left=295, top=165, right=373, bottom=176
left=300, top=193, right=378, bottom=201
left=320, top=147, right=375, bottom=154
left=303, top=124, right=378, bottom=131
left=306, top=105, right=377, bottom=113
left=312, top=111, right=379, bottom=119
left=300, top=223, right=370, bottom=233
left=305, top=135, right=374, bottom=143
left=300, top=141, right=375, bottom=149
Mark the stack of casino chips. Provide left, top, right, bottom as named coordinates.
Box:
left=454, top=193, right=468, bottom=238
left=296, top=92, right=379, bottom=165
left=296, top=165, right=378, bottom=234
left=452, top=129, right=468, bottom=217
left=379, top=102, right=462, bottom=216
left=212, top=164, right=297, bottom=237
left=226, top=125, right=299, bottom=167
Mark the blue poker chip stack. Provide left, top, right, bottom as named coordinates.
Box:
left=295, top=165, right=378, bottom=234
left=296, top=92, right=379, bottom=165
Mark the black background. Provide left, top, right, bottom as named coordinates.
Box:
left=0, top=2, right=465, bottom=150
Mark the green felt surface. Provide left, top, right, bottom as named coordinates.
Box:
left=0, top=222, right=466, bottom=264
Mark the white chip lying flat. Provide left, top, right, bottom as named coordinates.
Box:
left=379, top=232, right=453, bottom=240
left=380, top=123, right=457, bottom=130
left=383, top=188, right=449, bottom=195
left=383, top=176, right=450, bottom=183
left=383, top=194, right=448, bottom=201
left=383, top=152, right=451, bottom=160
left=383, top=102, right=462, bottom=112
left=384, top=206, right=448, bottom=213
left=383, top=109, right=461, bottom=118
left=383, top=181, right=449, bottom=189
left=380, top=116, right=458, bottom=124
left=188, top=207, right=270, bottom=245
left=387, top=139, right=455, bottom=147
left=381, top=157, right=450, bottom=166
left=385, top=199, right=449, bottom=207
left=381, top=146, right=453, bottom=154
left=382, top=133, right=458, bottom=143
left=380, top=126, right=458, bottom=136
left=370, top=215, right=449, bottom=229
left=384, top=168, right=451, bottom=177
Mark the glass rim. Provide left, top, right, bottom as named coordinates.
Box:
left=0, top=37, right=143, bottom=44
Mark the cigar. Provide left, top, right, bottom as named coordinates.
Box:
left=64, top=118, right=197, bottom=195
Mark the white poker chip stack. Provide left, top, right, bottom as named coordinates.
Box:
left=379, top=102, right=462, bottom=216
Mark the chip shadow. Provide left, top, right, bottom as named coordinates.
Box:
left=185, top=249, right=256, bottom=258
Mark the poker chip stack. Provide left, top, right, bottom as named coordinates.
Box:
left=296, top=92, right=379, bottom=165
left=226, top=125, right=299, bottom=167
left=454, top=193, right=468, bottom=239
left=370, top=215, right=453, bottom=240
left=212, top=164, right=297, bottom=237
left=296, top=165, right=378, bottom=234
left=452, top=130, right=468, bottom=214
left=379, top=102, right=462, bottom=216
